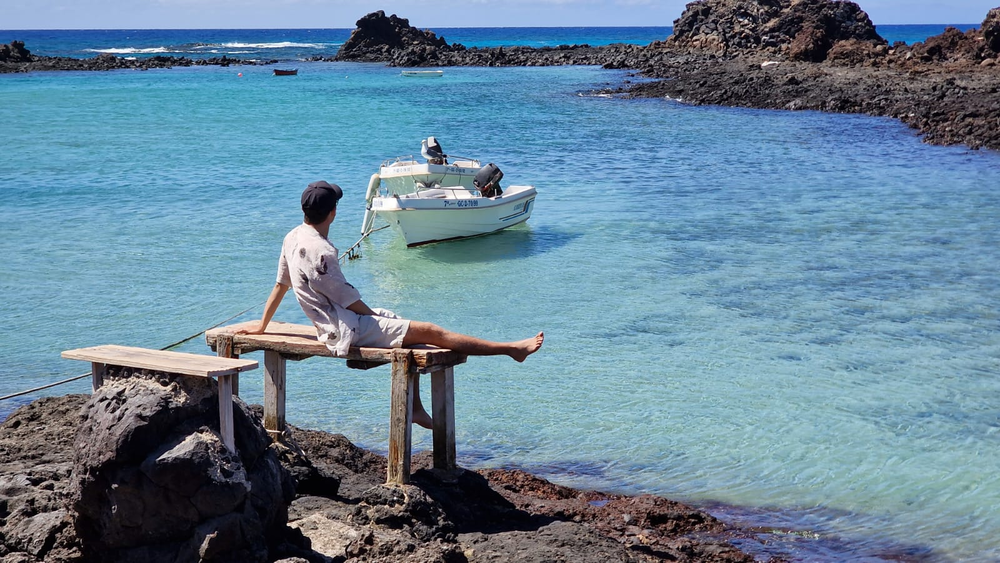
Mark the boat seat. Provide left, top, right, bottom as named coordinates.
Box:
left=408, top=189, right=450, bottom=199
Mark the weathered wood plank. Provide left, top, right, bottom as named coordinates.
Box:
left=387, top=349, right=415, bottom=485
left=263, top=350, right=286, bottom=438
left=63, top=345, right=257, bottom=377
left=205, top=321, right=466, bottom=370
left=218, top=374, right=235, bottom=452
left=431, top=366, right=456, bottom=471
left=215, top=333, right=240, bottom=396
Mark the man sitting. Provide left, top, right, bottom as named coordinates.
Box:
left=240, top=181, right=543, bottom=427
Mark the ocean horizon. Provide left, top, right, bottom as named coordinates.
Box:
left=0, top=24, right=982, bottom=61
left=2, top=25, right=999, bottom=562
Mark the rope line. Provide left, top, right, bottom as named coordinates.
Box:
left=339, top=224, right=389, bottom=263
left=0, top=300, right=266, bottom=403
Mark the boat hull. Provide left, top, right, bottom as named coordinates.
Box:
left=372, top=185, right=536, bottom=247
left=402, top=70, right=443, bottom=78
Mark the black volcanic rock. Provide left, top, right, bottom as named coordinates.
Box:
left=666, top=0, right=884, bottom=60
left=69, top=371, right=294, bottom=563
left=985, top=8, right=1000, bottom=53
left=335, top=10, right=453, bottom=63
left=0, top=40, right=31, bottom=62
left=0, top=393, right=765, bottom=562
left=0, top=40, right=273, bottom=73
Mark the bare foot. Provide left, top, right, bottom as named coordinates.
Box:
left=509, top=332, right=544, bottom=362
left=412, top=406, right=433, bottom=429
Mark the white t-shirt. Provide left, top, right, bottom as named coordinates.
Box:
left=277, top=223, right=363, bottom=355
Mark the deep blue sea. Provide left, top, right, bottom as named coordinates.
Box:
left=1, top=26, right=998, bottom=562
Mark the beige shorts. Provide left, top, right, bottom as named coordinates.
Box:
left=354, top=312, right=410, bottom=348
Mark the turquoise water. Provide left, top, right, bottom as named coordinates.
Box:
left=2, top=29, right=1000, bottom=562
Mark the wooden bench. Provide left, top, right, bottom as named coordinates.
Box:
left=61, top=345, right=259, bottom=452
left=204, top=320, right=468, bottom=485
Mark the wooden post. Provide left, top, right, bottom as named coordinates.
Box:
left=387, top=349, right=415, bottom=485
left=263, top=350, right=286, bottom=439
left=218, top=374, right=235, bottom=452
left=90, top=362, right=107, bottom=392
left=215, top=333, right=239, bottom=396
left=430, top=366, right=456, bottom=470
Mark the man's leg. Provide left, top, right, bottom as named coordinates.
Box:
left=402, top=321, right=544, bottom=363
left=411, top=376, right=432, bottom=429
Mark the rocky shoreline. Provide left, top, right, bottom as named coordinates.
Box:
left=4, top=2, right=999, bottom=151
left=0, top=374, right=772, bottom=562
left=330, top=4, right=1000, bottom=152
left=0, top=40, right=273, bottom=73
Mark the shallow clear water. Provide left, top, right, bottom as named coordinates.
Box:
left=2, top=29, right=999, bottom=563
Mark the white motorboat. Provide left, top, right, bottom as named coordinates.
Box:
left=361, top=137, right=537, bottom=247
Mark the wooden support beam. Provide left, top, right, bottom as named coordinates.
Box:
left=215, top=333, right=239, bottom=396
left=431, top=366, right=456, bottom=471
left=388, top=349, right=415, bottom=485
left=218, top=374, right=235, bottom=452
left=91, top=362, right=107, bottom=392
left=263, top=350, right=286, bottom=439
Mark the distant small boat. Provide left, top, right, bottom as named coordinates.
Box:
left=273, top=69, right=298, bottom=76
left=401, top=70, right=443, bottom=78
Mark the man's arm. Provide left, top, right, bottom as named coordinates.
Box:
left=239, top=282, right=290, bottom=334
left=347, top=299, right=377, bottom=316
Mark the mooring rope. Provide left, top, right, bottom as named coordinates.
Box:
left=0, top=300, right=265, bottom=403
left=339, top=224, right=389, bottom=263
left=3, top=227, right=391, bottom=404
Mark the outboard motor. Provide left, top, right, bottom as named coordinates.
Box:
left=474, top=163, right=503, bottom=198
left=421, top=136, right=447, bottom=164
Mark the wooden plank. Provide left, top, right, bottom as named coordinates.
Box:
left=218, top=374, right=235, bottom=452
left=215, top=334, right=240, bottom=396
left=206, top=321, right=467, bottom=370
left=63, top=345, right=257, bottom=378
left=387, top=349, right=415, bottom=485
left=263, top=350, right=286, bottom=437
left=431, top=366, right=456, bottom=471
left=91, top=362, right=107, bottom=392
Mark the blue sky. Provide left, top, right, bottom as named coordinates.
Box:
left=3, top=0, right=997, bottom=30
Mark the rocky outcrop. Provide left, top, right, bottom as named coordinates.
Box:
left=0, top=371, right=299, bottom=563
left=0, top=40, right=31, bottom=63
left=984, top=8, right=1000, bottom=52
left=335, top=10, right=454, bottom=63
left=0, top=41, right=273, bottom=73
left=283, top=426, right=760, bottom=562
left=1, top=391, right=770, bottom=562
left=70, top=371, right=295, bottom=562
left=331, top=9, right=647, bottom=68
left=0, top=395, right=85, bottom=562
left=666, top=0, right=884, bottom=61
